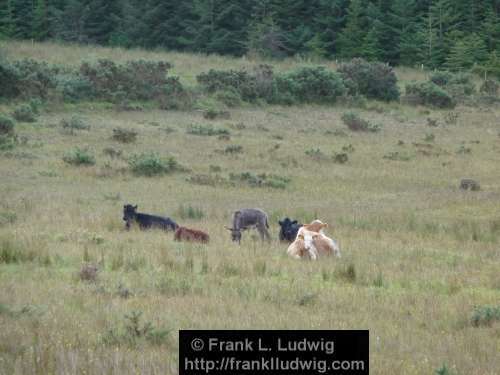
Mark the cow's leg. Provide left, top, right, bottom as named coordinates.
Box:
left=257, top=225, right=271, bottom=242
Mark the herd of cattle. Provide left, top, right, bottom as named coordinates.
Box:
left=123, top=205, right=341, bottom=260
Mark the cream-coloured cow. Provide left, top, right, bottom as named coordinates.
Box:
left=287, top=220, right=341, bottom=260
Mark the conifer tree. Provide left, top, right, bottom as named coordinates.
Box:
left=337, top=0, right=367, bottom=59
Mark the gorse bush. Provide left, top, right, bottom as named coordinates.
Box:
left=0, top=114, right=15, bottom=135
left=471, top=305, right=500, bottom=327
left=273, top=66, right=345, bottom=104
left=63, top=147, right=96, bottom=166
left=12, top=104, right=37, bottom=122
left=197, top=69, right=264, bottom=102
left=405, top=82, right=455, bottom=109
left=341, top=112, right=381, bottom=132
left=80, top=59, right=182, bottom=102
left=338, top=58, right=400, bottom=101
left=60, top=116, right=90, bottom=131
left=128, top=152, right=182, bottom=176
left=112, top=128, right=137, bottom=143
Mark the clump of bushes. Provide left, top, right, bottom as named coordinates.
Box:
left=112, top=127, right=137, bottom=143
left=63, top=147, right=96, bottom=166
left=128, top=152, right=182, bottom=176
left=229, top=172, right=291, bottom=189
left=405, top=81, right=455, bottom=109
left=0, top=114, right=15, bottom=136
left=60, top=116, right=90, bottom=131
left=203, top=108, right=230, bottom=120
left=338, top=58, right=400, bottom=101
left=341, top=112, right=381, bottom=132
left=471, top=305, right=500, bottom=327
left=224, top=145, right=243, bottom=154
left=186, top=124, right=230, bottom=136
left=12, top=104, right=37, bottom=122
left=273, top=66, right=345, bottom=104
left=80, top=59, right=182, bottom=102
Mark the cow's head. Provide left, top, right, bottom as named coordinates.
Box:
left=224, top=226, right=242, bottom=243
left=123, top=204, right=138, bottom=222
left=304, top=219, right=328, bottom=233
left=278, top=218, right=300, bottom=241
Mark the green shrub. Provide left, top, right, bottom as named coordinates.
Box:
left=224, top=145, right=243, bottom=154
left=55, top=73, right=94, bottom=102
left=405, top=82, right=455, bottom=109
left=333, top=152, right=349, bottom=164
left=0, top=60, right=21, bottom=98
left=128, top=152, right=181, bottom=176
left=0, top=135, right=16, bottom=151
left=273, top=66, right=345, bottom=104
left=197, top=69, right=261, bottom=102
left=112, top=127, right=137, bottom=143
left=338, top=58, right=400, bottom=101
left=471, top=305, right=500, bottom=327
left=203, top=108, right=230, bottom=120
left=429, top=71, right=454, bottom=86
left=186, top=124, right=230, bottom=136
left=80, top=59, right=182, bottom=102
left=341, top=112, right=381, bottom=132
left=12, top=104, right=37, bottom=123
left=63, top=147, right=96, bottom=166
left=60, top=116, right=90, bottom=131
left=215, top=89, right=243, bottom=107
left=13, top=59, right=57, bottom=99
left=0, top=114, right=15, bottom=135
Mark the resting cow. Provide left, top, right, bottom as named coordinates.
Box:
left=287, top=220, right=341, bottom=260
left=278, top=217, right=302, bottom=242
left=123, top=204, right=178, bottom=231
left=225, top=208, right=271, bottom=244
left=174, top=226, right=210, bottom=244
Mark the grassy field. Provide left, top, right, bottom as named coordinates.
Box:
left=1, top=41, right=500, bottom=375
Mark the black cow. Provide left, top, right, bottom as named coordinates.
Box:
left=278, top=217, right=302, bottom=242
left=123, top=204, right=178, bottom=231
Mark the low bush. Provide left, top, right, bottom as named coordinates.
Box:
left=273, top=66, right=345, bottom=104
left=102, top=311, right=171, bottom=347
left=80, top=59, right=182, bottom=102
left=112, top=127, right=137, bottom=143
left=60, top=116, right=90, bottom=131
left=55, top=73, right=94, bottom=102
left=203, top=108, right=230, bottom=120
left=197, top=69, right=264, bottom=102
left=333, top=152, right=349, bottom=164
left=12, top=104, right=37, bottom=123
left=186, top=124, right=230, bottom=136
left=341, top=112, right=381, bottom=132
left=224, top=145, right=243, bottom=154
left=471, top=305, right=500, bottom=327
left=0, top=114, right=15, bottom=135
left=63, top=147, right=96, bottom=166
left=338, top=58, right=400, bottom=101
left=214, top=89, right=243, bottom=107
left=405, top=82, right=455, bottom=109
left=128, top=152, right=182, bottom=176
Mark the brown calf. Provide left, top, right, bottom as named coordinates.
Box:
left=174, top=226, right=210, bottom=244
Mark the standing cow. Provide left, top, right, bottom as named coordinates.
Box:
left=225, top=208, right=271, bottom=244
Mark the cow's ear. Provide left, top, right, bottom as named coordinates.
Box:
left=224, top=226, right=232, bottom=231
left=292, top=220, right=298, bottom=224
left=278, top=220, right=283, bottom=225
left=134, top=205, right=138, bottom=209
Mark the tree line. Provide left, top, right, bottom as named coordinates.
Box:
left=1, top=0, right=499, bottom=73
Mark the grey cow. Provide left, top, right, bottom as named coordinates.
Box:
left=225, top=208, right=271, bottom=244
